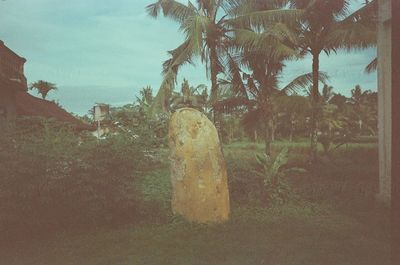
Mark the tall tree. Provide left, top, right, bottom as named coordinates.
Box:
left=29, top=80, right=57, bottom=99
left=234, top=0, right=377, bottom=161
left=350, top=84, right=377, bottom=135
left=223, top=1, right=328, bottom=152
left=275, top=95, right=311, bottom=142
left=136, top=86, right=154, bottom=114
left=321, top=84, right=335, bottom=104
left=146, top=0, right=231, bottom=124
left=218, top=0, right=307, bottom=152
left=291, top=0, right=376, bottom=161
left=219, top=67, right=327, bottom=153
left=290, top=0, right=376, bottom=161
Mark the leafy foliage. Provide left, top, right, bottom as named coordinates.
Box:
left=254, top=148, right=305, bottom=205
left=147, top=0, right=232, bottom=113
left=169, top=79, right=209, bottom=112
left=0, top=118, right=154, bottom=239
left=110, top=87, right=169, bottom=148
left=29, top=80, right=57, bottom=99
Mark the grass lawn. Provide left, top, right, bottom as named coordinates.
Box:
left=1, top=140, right=390, bottom=265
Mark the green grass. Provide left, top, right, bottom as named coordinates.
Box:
left=1, top=140, right=390, bottom=265
left=1, top=205, right=389, bottom=265
left=224, top=138, right=378, bottom=152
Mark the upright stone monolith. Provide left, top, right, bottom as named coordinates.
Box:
left=169, top=108, right=230, bottom=223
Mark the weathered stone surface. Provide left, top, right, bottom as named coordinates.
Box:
left=169, top=108, right=230, bottom=223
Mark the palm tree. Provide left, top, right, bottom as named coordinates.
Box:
left=329, top=93, right=348, bottom=108
left=223, top=9, right=329, bottom=153
left=289, top=0, right=377, bottom=161
left=275, top=95, right=311, bottom=142
left=350, top=84, right=377, bottom=135
left=233, top=0, right=377, bottom=161
left=219, top=66, right=327, bottom=154
left=321, top=84, right=335, bottom=104
left=139, top=86, right=154, bottom=105
left=146, top=0, right=230, bottom=121
left=304, top=85, right=350, bottom=154
left=365, top=57, right=377, bottom=73
left=170, top=79, right=209, bottom=112
left=136, top=86, right=154, bottom=114
left=217, top=0, right=308, bottom=153
left=29, top=80, right=57, bottom=99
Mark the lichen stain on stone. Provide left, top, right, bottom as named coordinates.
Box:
left=188, top=122, right=200, bottom=139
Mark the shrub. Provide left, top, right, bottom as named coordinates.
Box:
left=0, top=118, right=153, bottom=240
left=254, top=148, right=306, bottom=206
left=110, top=104, right=169, bottom=148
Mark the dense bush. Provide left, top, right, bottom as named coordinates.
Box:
left=110, top=104, right=169, bottom=148
left=254, top=148, right=305, bottom=206
left=0, top=118, right=153, bottom=239
left=226, top=148, right=305, bottom=207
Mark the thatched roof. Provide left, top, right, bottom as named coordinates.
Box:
left=16, top=92, right=95, bottom=131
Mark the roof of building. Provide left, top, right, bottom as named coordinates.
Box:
left=0, top=41, right=28, bottom=92
left=16, top=92, right=95, bottom=131
left=0, top=40, right=26, bottom=62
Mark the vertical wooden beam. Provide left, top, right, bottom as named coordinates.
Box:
left=391, top=0, right=400, bottom=263
left=378, top=0, right=392, bottom=204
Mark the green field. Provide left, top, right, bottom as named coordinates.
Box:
left=1, top=141, right=390, bottom=265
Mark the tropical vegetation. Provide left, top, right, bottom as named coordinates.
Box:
left=146, top=0, right=377, bottom=161
left=29, top=80, right=58, bottom=99
left=0, top=1, right=385, bottom=264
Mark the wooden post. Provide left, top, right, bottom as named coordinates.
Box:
left=391, top=0, right=400, bottom=263
left=377, top=0, right=392, bottom=203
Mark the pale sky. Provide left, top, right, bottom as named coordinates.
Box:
left=0, top=0, right=376, bottom=115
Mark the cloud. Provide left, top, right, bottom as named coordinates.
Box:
left=1, top=0, right=376, bottom=114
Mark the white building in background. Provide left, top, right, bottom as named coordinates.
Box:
left=92, top=103, right=110, bottom=139
left=93, top=103, right=110, bottom=122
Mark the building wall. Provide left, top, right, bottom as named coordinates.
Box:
left=0, top=40, right=27, bottom=89
left=377, top=0, right=392, bottom=204
left=0, top=41, right=27, bottom=133
left=0, top=86, right=16, bottom=133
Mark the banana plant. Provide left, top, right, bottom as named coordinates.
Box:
left=254, top=148, right=306, bottom=206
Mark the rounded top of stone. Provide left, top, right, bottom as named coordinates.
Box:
left=175, top=107, right=199, bottom=113
left=173, top=108, right=206, bottom=118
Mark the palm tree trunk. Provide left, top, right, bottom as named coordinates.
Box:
left=265, top=120, right=271, bottom=155
left=210, top=45, right=218, bottom=104
left=289, top=116, right=295, bottom=142
left=310, top=51, right=321, bottom=162
left=209, top=45, right=221, bottom=138
left=271, top=119, right=276, bottom=142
